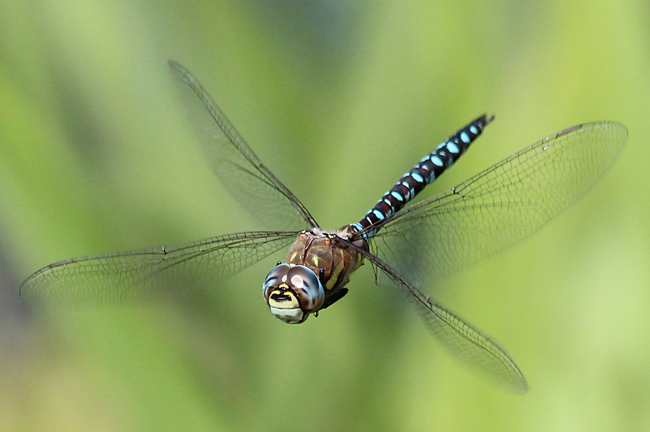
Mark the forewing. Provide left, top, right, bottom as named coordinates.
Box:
left=371, top=122, right=627, bottom=289
left=169, top=61, right=316, bottom=230
left=20, top=231, right=298, bottom=305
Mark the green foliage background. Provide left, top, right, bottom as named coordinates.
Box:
left=1, top=1, right=649, bottom=431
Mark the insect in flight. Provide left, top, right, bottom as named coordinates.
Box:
left=21, top=61, right=627, bottom=393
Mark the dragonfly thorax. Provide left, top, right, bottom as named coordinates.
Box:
left=262, top=227, right=367, bottom=324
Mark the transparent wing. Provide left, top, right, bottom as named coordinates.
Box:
left=370, top=122, right=627, bottom=289
left=20, top=231, right=298, bottom=305
left=355, top=247, right=527, bottom=393
left=169, top=61, right=317, bottom=231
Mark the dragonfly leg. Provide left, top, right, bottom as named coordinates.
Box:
left=320, top=288, right=348, bottom=310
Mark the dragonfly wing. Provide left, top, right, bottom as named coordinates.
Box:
left=411, top=295, right=528, bottom=393
left=169, top=61, right=317, bottom=231
left=357, top=248, right=527, bottom=392
left=20, top=231, right=298, bottom=305
left=371, top=121, right=627, bottom=289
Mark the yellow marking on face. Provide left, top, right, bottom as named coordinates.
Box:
left=312, top=255, right=319, bottom=267
left=269, top=289, right=299, bottom=308
left=290, top=252, right=298, bottom=262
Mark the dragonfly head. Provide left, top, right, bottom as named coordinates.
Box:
left=263, top=263, right=324, bottom=324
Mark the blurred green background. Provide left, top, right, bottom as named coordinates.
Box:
left=1, top=0, right=649, bottom=431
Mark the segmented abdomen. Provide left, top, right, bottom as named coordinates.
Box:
left=354, top=114, right=493, bottom=237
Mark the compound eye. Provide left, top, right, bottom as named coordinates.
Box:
left=286, top=265, right=324, bottom=313
left=262, top=264, right=324, bottom=324
left=262, top=263, right=291, bottom=298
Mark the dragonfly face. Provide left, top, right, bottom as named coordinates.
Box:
left=263, top=263, right=324, bottom=323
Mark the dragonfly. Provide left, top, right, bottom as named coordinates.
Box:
left=20, top=60, right=627, bottom=393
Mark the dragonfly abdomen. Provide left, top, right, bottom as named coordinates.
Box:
left=355, top=114, right=493, bottom=236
